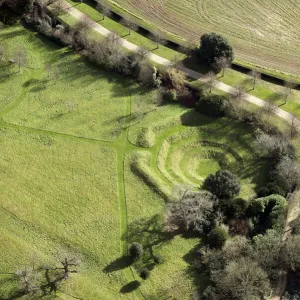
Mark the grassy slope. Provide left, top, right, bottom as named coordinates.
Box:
left=1, top=22, right=298, bottom=300
left=0, top=129, right=127, bottom=300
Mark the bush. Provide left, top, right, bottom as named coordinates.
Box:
left=196, top=94, right=230, bottom=117
left=199, top=33, right=234, bottom=66
left=203, top=170, right=241, bottom=199
left=248, top=194, right=286, bottom=234
left=224, top=197, right=248, bottom=219
left=207, top=225, right=229, bottom=248
left=129, top=242, right=143, bottom=260
left=140, top=268, right=150, bottom=280
left=153, top=254, right=164, bottom=264
left=257, top=186, right=270, bottom=197
left=137, top=127, right=155, bottom=148
left=162, top=88, right=177, bottom=102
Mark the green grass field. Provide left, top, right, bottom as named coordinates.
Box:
left=102, top=0, right=300, bottom=76
left=0, top=23, right=292, bottom=299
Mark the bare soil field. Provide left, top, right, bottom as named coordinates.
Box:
left=107, top=0, right=300, bottom=75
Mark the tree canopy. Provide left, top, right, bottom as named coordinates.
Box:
left=199, top=33, right=234, bottom=66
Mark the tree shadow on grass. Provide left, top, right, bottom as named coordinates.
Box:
left=103, top=256, right=133, bottom=273
left=182, top=244, right=210, bottom=296
left=120, top=280, right=141, bottom=294
left=127, top=214, right=174, bottom=268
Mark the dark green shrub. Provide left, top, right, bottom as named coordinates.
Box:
left=140, top=268, right=150, bottom=280
left=207, top=225, right=229, bottom=248
left=129, top=242, right=143, bottom=260
left=248, top=194, right=286, bottom=234
left=223, top=197, right=249, bottom=219
left=196, top=94, right=230, bottom=117
left=162, top=88, right=177, bottom=102
left=203, top=170, right=241, bottom=199
left=257, top=186, right=270, bottom=197
left=153, top=254, right=164, bottom=265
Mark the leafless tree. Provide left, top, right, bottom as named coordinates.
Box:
left=215, top=56, right=231, bottom=77
left=120, top=17, right=138, bottom=35
left=263, top=101, right=277, bottom=116
left=232, top=84, right=246, bottom=101
left=75, top=13, right=93, bottom=33
left=15, top=267, right=40, bottom=296
left=134, top=47, right=149, bottom=64
left=281, top=79, right=297, bottom=105
left=150, top=30, right=166, bottom=49
left=289, top=114, right=300, bottom=138
left=106, top=31, right=120, bottom=46
left=249, top=70, right=261, bottom=90
left=13, top=44, right=27, bottom=72
left=204, top=71, right=216, bottom=94
left=97, top=2, right=111, bottom=20
left=275, top=157, right=300, bottom=192
left=54, top=254, right=80, bottom=280
left=165, top=190, right=215, bottom=233
left=51, top=0, right=66, bottom=16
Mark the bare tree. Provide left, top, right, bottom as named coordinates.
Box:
left=15, top=267, right=40, bottom=296
left=75, top=13, right=93, bottom=33
left=204, top=71, right=216, bottom=94
left=13, top=44, right=27, bottom=72
left=232, top=85, right=246, bottom=101
left=106, top=31, right=120, bottom=46
left=150, top=30, right=166, bottom=49
left=263, top=101, right=277, bottom=116
left=215, top=56, right=231, bottom=77
left=97, top=3, right=111, bottom=20
left=165, top=190, right=215, bottom=233
left=134, top=47, right=149, bottom=64
left=120, top=17, right=138, bottom=35
left=282, top=79, right=297, bottom=105
left=51, top=0, right=67, bottom=16
left=55, top=254, right=80, bottom=280
left=249, top=70, right=261, bottom=90
left=289, top=114, right=300, bottom=138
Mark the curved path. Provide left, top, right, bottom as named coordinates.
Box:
left=63, top=2, right=299, bottom=126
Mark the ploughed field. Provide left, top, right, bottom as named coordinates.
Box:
left=108, top=0, right=300, bottom=75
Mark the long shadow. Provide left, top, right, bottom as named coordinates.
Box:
left=182, top=244, right=210, bottom=296
left=103, top=256, right=133, bottom=273
left=120, top=280, right=141, bottom=294
left=126, top=214, right=174, bottom=268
